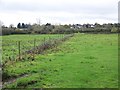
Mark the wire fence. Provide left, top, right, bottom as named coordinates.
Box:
left=2, top=34, right=74, bottom=66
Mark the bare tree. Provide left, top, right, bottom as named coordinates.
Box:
left=36, top=18, right=41, bottom=26
left=9, top=24, right=14, bottom=28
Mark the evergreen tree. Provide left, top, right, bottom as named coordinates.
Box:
left=22, top=23, right=25, bottom=28
left=17, top=23, right=21, bottom=28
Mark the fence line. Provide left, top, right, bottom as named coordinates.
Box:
left=2, top=34, right=74, bottom=66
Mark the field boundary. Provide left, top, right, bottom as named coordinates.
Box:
left=2, top=34, right=74, bottom=87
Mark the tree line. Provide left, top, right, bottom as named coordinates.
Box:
left=1, top=22, right=120, bottom=35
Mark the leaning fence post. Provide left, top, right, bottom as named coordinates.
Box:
left=44, top=37, right=46, bottom=45
left=12, top=48, right=15, bottom=61
left=18, top=41, right=21, bottom=60
left=33, top=39, right=36, bottom=60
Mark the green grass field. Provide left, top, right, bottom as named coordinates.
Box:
left=2, top=34, right=64, bottom=63
left=2, top=33, right=118, bottom=88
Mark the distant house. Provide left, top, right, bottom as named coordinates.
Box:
left=83, top=24, right=88, bottom=28
left=45, top=23, right=51, bottom=26
left=71, top=24, right=82, bottom=29
left=90, top=24, right=95, bottom=28
left=83, top=24, right=95, bottom=28
left=70, top=24, right=95, bottom=29
left=76, top=24, right=82, bottom=28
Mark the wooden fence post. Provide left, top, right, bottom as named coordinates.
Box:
left=12, top=49, right=15, bottom=61
left=33, top=39, right=36, bottom=60
left=18, top=41, right=21, bottom=60
left=44, top=37, right=46, bottom=45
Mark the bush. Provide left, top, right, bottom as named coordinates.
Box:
left=111, top=27, right=118, bottom=33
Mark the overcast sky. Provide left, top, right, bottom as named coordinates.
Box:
left=0, top=0, right=119, bottom=26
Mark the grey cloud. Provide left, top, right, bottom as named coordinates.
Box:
left=0, top=1, right=117, bottom=15
left=53, top=15, right=117, bottom=22
left=0, top=0, right=118, bottom=25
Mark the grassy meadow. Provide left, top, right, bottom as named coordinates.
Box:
left=2, top=33, right=118, bottom=88
left=2, top=34, right=64, bottom=63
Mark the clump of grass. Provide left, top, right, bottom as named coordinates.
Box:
left=4, top=73, right=42, bottom=88
left=84, top=56, right=97, bottom=59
